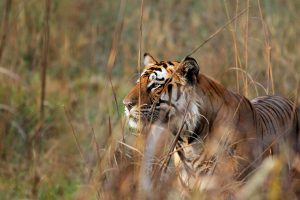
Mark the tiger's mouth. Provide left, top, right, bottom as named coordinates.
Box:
left=125, top=104, right=160, bottom=129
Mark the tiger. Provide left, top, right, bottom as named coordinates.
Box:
left=123, top=53, right=300, bottom=197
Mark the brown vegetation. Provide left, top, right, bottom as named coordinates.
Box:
left=0, top=0, right=299, bottom=199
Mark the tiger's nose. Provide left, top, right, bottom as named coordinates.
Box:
left=123, top=99, right=134, bottom=110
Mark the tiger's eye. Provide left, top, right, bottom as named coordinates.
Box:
left=150, top=73, right=156, bottom=80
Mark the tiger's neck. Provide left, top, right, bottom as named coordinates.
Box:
left=182, top=74, right=243, bottom=143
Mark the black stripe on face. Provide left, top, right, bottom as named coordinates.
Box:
left=147, top=82, right=160, bottom=92
left=148, top=67, right=162, bottom=72
left=167, top=84, right=173, bottom=95
left=158, top=62, right=168, bottom=68
left=176, top=83, right=181, bottom=101
left=162, top=63, right=168, bottom=68
left=167, top=61, right=174, bottom=66
left=168, top=84, right=173, bottom=104
left=142, top=72, right=150, bottom=76
left=156, top=77, right=165, bottom=81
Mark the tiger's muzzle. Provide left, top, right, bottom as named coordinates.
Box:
left=123, top=101, right=160, bottom=129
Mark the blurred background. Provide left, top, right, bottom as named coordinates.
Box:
left=0, top=0, right=299, bottom=199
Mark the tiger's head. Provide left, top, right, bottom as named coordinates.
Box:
left=123, top=53, right=201, bottom=131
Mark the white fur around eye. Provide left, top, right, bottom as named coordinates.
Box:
left=157, top=69, right=167, bottom=79
left=150, top=73, right=156, bottom=81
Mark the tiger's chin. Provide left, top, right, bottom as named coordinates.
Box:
left=128, top=117, right=139, bottom=129
left=127, top=116, right=148, bottom=130
left=127, top=116, right=161, bottom=130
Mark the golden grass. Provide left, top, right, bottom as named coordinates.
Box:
left=0, top=0, right=299, bottom=199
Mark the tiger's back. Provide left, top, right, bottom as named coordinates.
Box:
left=252, top=95, right=300, bottom=155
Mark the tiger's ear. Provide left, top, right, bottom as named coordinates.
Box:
left=178, top=56, right=199, bottom=84
left=144, top=53, right=158, bottom=66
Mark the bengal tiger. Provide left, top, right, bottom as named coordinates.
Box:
left=123, top=53, right=300, bottom=197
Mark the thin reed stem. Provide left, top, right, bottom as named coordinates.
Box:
left=138, top=0, right=144, bottom=134
left=40, top=0, right=51, bottom=122
left=243, top=0, right=249, bottom=97
left=0, top=0, right=12, bottom=62
left=257, top=0, right=274, bottom=95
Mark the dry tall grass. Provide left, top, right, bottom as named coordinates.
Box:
left=0, top=0, right=299, bottom=199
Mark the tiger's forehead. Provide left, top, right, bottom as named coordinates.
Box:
left=141, top=61, right=180, bottom=78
